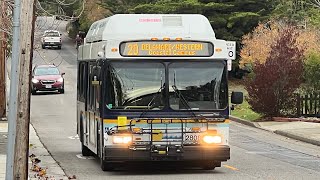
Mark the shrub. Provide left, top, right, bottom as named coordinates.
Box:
left=303, top=51, right=320, bottom=93
left=244, top=27, right=304, bottom=117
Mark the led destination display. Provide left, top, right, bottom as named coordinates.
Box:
left=120, top=41, right=214, bottom=57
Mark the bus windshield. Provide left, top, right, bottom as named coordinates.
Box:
left=107, top=62, right=165, bottom=110
left=169, top=61, right=227, bottom=110
left=106, top=61, right=227, bottom=111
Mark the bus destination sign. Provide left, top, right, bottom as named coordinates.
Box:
left=120, top=41, right=214, bottom=57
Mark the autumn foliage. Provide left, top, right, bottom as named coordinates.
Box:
left=244, top=27, right=304, bottom=117
left=240, top=20, right=320, bottom=69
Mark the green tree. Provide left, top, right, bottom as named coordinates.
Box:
left=270, top=0, right=320, bottom=28
left=303, top=51, right=320, bottom=93
left=100, top=0, right=273, bottom=41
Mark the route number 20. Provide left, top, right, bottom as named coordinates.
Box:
left=128, top=44, right=139, bottom=55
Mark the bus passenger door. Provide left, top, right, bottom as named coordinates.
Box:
left=77, top=62, right=88, bottom=145
left=86, top=62, right=100, bottom=154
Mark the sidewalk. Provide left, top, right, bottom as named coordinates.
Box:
left=0, top=121, right=68, bottom=180
left=230, top=116, right=320, bottom=146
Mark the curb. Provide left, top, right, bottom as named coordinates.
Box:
left=274, top=130, right=320, bottom=147
left=29, top=124, right=68, bottom=179
left=229, top=116, right=259, bottom=128
left=230, top=115, right=320, bottom=147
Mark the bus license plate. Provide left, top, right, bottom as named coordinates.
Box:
left=184, top=134, right=200, bottom=142
left=45, top=85, right=52, bottom=88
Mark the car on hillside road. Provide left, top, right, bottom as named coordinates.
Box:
left=31, top=64, right=65, bottom=95
left=41, top=30, right=62, bottom=49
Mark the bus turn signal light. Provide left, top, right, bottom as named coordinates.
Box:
left=191, top=127, right=201, bottom=132
left=132, top=128, right=141, bottom=133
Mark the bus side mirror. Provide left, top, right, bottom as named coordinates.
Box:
left=231, top=91, right=243, bottom=104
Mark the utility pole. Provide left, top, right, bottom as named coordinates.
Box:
left=0, top=0, right=6, bottom=118
left=5, top=0, right=22, bottom=178
left=14, top=0, right=36, bottom=179
left=6, top=0, right=36, bottom=179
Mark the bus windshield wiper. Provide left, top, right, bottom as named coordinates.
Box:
left=138, top=83, right=164, bottom=118
left=171, top=85, right=198, bottom=118
left=139, top=71, right=165, bottom=118
left=148, top=83, right=165, bottom=108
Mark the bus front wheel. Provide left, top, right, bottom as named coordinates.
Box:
left=100, top=160, right=115, bottom=171
left=201, top=161, right=216, bottom=170
left=81, top=143, right=93, bottom=156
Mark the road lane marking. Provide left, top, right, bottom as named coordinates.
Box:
left=246, top=151, right=270, bottom=154
left=223, top=165, right=239, bottom=171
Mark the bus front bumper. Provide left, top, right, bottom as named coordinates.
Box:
left=103, top=145, right=230, bottom=162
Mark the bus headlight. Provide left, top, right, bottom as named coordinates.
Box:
left=203, top=135, right=222, bottom=144
left=112, top=135, right=132, bottom=144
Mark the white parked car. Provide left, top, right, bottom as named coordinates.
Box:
left=41, top=30, right=62, bottom=49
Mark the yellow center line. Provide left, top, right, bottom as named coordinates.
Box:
left=223, top=165, right=239, bottom=171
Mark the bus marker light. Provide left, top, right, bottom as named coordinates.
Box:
left=175, top=38, right=182, bottom=40
left=151, top=38, right=158, bottom=41
left=111, top=48, right=118, bottom=52
left=163, top=37, right=170, bottom=41
left=215, top=48, right=222, bottom=52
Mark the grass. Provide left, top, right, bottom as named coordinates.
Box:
left=231, top=99, right=262, bottom=121
left=229, top=79, right=262, bottom=121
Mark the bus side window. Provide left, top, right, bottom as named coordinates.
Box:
left=91, top=65, right=96, bottom=110
left=77, top=63, right=81, bottom=99
left=82, top=63, right=88, bottom=103
left=92, top=66, right=101, bottom=111
left=78, top=62, right=87, bottom=102
left=86, top=66, right=90, bottom=108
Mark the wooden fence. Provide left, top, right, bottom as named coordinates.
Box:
left=297, top=93, right=320, bottom=117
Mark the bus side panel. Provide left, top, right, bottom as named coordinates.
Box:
left=87, top=111, right=97, bottom=154
left=77, top=102, right=86, bottom=142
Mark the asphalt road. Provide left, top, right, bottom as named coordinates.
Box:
left=30, top=17, right=320, bottom=180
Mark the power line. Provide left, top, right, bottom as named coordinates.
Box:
left=37, top=0, right=86, bottom=21
left=55, top=0, right=80, bottom=6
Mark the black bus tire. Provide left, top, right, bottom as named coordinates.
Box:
left=81, top=143, right=92, bottom=156
left=201, top=161, right=216, bottom=170
left=101, top=160, right=115, bottom=171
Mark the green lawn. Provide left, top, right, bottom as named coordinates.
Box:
left=229, top=80, right=262, bottom=121
left=231, top=99, right=262, bottom=121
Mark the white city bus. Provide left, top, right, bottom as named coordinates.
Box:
left=77, top=14, right=243, bottom=171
